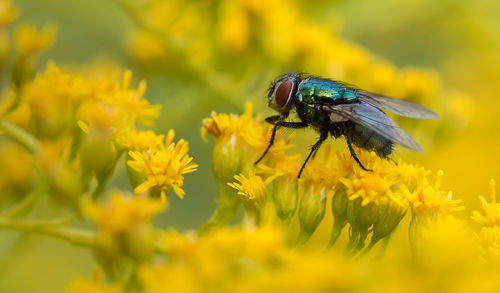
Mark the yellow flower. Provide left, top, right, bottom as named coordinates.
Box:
left=259, top=155, right=301, bottom=224
left=397, top=67, right=440, bottom=101
left=199, top=102, right=292, bottom=233
left=472, top=180, right=500, bottom=263
left=405, top=170, right=464, bottom=252
left=82, top=191, right=164, bottom=263
left=216, top=1, right=249, bottom=51
left=228, top=171, right=269, bottom=220
left=471, top=179, right=499, bottom=227
left=100, top=70, right=161, bottom=127
left=128, top=30, right=167, bottom=62
left=339, top=154, right=409, bottom=250
left=23, top=62, right=88, bottom=138
left=477, top=226, right=500, bottom=263
left=119, top=129, right=164, bottom=152
left=412, top=215, right=478, bottom=269
left=14, top=23, right=56, bottom=56
left=296, top=146, right=340, bottom=245
left=394, top=160, right=430, bottom=191
left=404, top=170, right=464, bottom=221
left=127, top=129, right=198, bottom=200
left=0, top=142, right=34, bottom=194
left=78, top=69, right=161, bottom=138
left=201, top=102, right=292, bottom=175
left=0, top=0, right=18, bottom=27
left=342, top=169, right=403, bottom=207
left=300, top=146, right=346, bottom=190
left=83, top=191, right=164, bottom=234
left=34, top=140, right=82, bottom=208
left=228, top=171, right=267, bottom=201
left=142, top=223, right=355, bottom=293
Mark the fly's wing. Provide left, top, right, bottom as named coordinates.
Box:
left=324, top=103, right=423, bottom=151
left=357, top=90, right=439, bottom=119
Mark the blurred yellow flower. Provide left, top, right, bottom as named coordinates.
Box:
left=83, top=191, right=164, bottom=235
left=141, top=223, right=355, bottom=293
left=128, top=30, right=167, bottom=62
left=0, top=0, right=18, bottom=27
left=471, top=179, right=499, bottom=227
left=119, top=129, right=164, bottom=152
left=216, top=1, right=249, bottom=51
left=0, top=142, right=34, bottom=194
left=14, top=23, right=56, bottom=56
left=478, top=226, right=500, bottom=263
left=405, top=170, right=464, bottom=221
left=78, top=69, right=160, bottom=138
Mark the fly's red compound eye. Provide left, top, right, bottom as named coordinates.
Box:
left=275, top=81, right=292, bottom=108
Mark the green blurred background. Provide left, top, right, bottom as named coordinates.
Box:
left=2, top=0, right=500, bottom=291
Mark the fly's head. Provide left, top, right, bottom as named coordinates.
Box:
left=267, top=73, right=301, bottom=114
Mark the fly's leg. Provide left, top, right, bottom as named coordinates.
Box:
left=255, top=120, right=308, bottom=165
left=298, top=129, right=328, bottom=178
left=342, top=124, right=372, bottom=172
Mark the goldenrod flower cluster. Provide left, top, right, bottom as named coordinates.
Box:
left=2, top=1, right=500, bottom=293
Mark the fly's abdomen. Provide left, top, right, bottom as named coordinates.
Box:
left=345, top=123, right=393, bottom=157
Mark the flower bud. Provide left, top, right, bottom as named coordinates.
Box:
left=296, top=183, right=330, bottom=245
left=123, top=224, right=156, bottom=263
left=370, top=201, right=407, bottom=246
left=80, top=130, right=117, bottom=177
left=272, top=175, right=298, bottom=225
left=47, top=164, right=81, bottom=209
left=327, top=187, right=349, bottom=247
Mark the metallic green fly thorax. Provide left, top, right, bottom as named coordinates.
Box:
left=296, top=78, right=358, bottom=104
left=294, top=78, right=358, bottom=127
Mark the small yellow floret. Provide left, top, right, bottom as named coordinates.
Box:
left=127, top=130, right=198, bottom=200
left=228, top=171, right=268, bottom=201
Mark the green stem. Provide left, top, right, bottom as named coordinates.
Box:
left=1, top=191, right=40, bottom=218
left=198, top=184, right=240, bottom=235
left=0, top=119, right=40, bottom=152
left=93, top=149, right=124, bottom=200
left=0, top=216, right=95, bottom=247
left=1, top=172, right=46, bottom=218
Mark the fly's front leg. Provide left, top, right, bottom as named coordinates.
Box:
left=255, top=120, right=307, bottom=165
left=298, top=129, right=328, bottom=178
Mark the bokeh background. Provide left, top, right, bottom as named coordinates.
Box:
left=2, top=0, right=500, bottom=291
